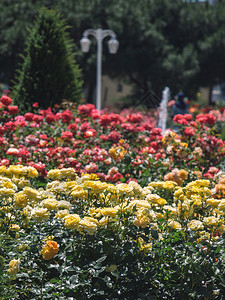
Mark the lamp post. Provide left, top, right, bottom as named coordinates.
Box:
left=80, top=28, right=119, bottom=111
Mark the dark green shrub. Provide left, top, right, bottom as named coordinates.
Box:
left=12, top=8, right=83, bottom=110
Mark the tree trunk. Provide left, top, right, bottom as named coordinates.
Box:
left=208, top=85, right=213, bottom=106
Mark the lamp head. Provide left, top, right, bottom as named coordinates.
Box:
left=108, top=38, right=119, bottom=54
left=80, top=36, right=91, bottom=53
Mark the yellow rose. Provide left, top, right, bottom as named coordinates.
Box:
left=27, top=167, right=39, bottom=178
left=64, top=214, right=81, bottom=229
left=31, top=207, right=50, bottom=221
left=2, top=180, right=15, bottom=189
left=14, top=192, right=28, bottom=208
left=195, top=180, right=210, bottom=187
left=218, top=200, right=225, bottom=211
left=127, top=200, right=151, bottom=211
left=163, top=181, right=178, bottom=190
left=10, top=224, right=20, bottom=231
left=41, top=198, right=59, bottom=210
left=155, top=198, right=167, bottom=206
left=71, top=186, right=88, bottom=199
left=128, top=181, right=143, bottom=194
left=23, top=187, right=40, bottom=201
left=133, top=215, right=150, bottom=228
left=78, top=217, right=98, bottom=235
left=99, top=216, right=110, bottom=227
left=163, top=205, right=178, bottom=216
left=141, top=186, right=154, bottom=196
left=116, top=183, right=133, bottom=194
left=138, top=237, right=152, bottom=253
left=57, top=200, right=71, bottom=210
left=0, top=166, right=6, bottom=174
left=7, top=165, right=25, bottom=177
left=0, top=187, right=15, bottom=196
left=55, top=209, right=70, bottom=219
left=8, top=259, right=20, bottom=276
left=101, top=207, right=118, bottom=217
left=59, top=168, right=77, bottom=180
left=167, top=220, right=182, bottom=230
left=206, top=198, right=221, bottom=208
left=83, top=180, right=109, bottom=193
left=155, top=212, right=164, bottom=219
left=88, top=207, right=102, bottom=218
left=65, top=181, right=78, bottom=191
left=203, top=216, right=220, bottom=226
left=174, top=188, right=184, bottom=198
left=139, top=208, right=156, bottom=221
left=191, top=195, right=202, bottom=206
left=47, top=169, right=61, bottom=180
left=188, top=220, right=204, bottom=231
left=12, top=176, right=31, bottom=189
left=148, top=181, right=164, bottom=188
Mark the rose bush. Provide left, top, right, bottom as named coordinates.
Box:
left=0, top=96, right=224, bottom=188
left=0, top=165, right=225, bottom=298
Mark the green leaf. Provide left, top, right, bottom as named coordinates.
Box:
left=50, top=278, right=59, bottom=283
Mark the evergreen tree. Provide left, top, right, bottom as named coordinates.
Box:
left=12, top=8, right=83, bottom=109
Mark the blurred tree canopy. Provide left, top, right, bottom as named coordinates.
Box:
left=0, top=0, right=225, bottom=102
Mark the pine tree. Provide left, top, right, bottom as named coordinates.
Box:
left=12, top=8, right=83, bottom=109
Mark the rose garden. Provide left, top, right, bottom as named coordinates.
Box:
left=0, top=93, right=225, bottom=299
left=1, top=2, right=225, bottom=300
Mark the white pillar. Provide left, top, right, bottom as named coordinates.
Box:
left=96, top=29, right=103, bottom=111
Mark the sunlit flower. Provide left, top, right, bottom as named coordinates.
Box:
left=55, top=209, right=70, bottom=219
left=23, top=187, right=40, bottom=201
left=31, top=207, right=50, bottom=221
left=167, top=220, right=182, bottom=230
left=64, top=214, right=81, bottom=229
left=41, top=198, right=59, bottom=210
left=203, top=216, right=220, bottom=226
left=78, top=217, right=98, bottom=235
left=134, top=215, right=150, bottom=228
left=8, top=259, right=20, bottom=276
left=188, top=220, right=204, bottom=231
left=138, top=237, right=152, bottom=253
left=41, top=240, right=59, bottom=260
left=101, top=207, right=118, bottom=217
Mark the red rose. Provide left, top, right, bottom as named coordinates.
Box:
left=78, top=104, right=95, bottom=116
left=84, top=129, right=97, bottom=138
left=108, top=131, right=121, bottom=142
left=45, top=113, right=55, bottom=123
left=8, top=105, right=19, bottom=115
left=61, top=131, right=73, bottom=140
left=33, top=102, right=39, bottom=108
left=1, top=95, right=13, bottom=106
left=99, top=114, right=111, bottom=126
left=61, top=110, right=73, bottom=123
left=24, top=112, right=34, bottom=122
left=205, top=114, right=216, bottom=126
left=184, top=127, right=195, bottom=136
left=67, top=123, right=78, bottom=132
left=112, top=172, right=123, bottom=182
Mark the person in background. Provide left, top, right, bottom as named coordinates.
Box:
left=171, top=92, right=189, bottom=117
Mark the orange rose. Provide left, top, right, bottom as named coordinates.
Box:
left=41, top=240, right=59, bottom=260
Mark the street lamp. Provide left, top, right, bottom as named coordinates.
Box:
left=80, top=28, right=119, bottom=111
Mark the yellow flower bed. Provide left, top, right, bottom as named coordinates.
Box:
left=0, top=165, right=224, bottom=244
